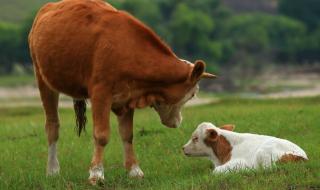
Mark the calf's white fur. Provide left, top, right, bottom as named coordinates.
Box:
left=183, top=122, right=307, bottom=173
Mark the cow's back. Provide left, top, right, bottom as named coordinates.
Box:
left=30, top=0, right=191, bottom=99
left=29, top=0, right=118, bottom=98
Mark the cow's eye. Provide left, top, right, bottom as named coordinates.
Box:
left=192, top=137, right=198, bottom=142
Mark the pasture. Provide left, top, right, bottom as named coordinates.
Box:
left=0, top=97, right=319, bottom=190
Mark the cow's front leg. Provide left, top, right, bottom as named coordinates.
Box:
left=89, top=90, right=112, bottom=185
left=117, top=109, right=144, bottom=178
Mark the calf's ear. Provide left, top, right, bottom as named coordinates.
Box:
left=220, top=124, right=235, bottom=131
left=206, top=128, right=218, bottom=142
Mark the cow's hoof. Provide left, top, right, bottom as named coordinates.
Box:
left=47, top=167, right=60, bottom=176
left=89, top=164, right=104, bottom=185
left=88, top=176, right=105, bottom=186
left=46, top=160, right=60, bottom=176
left=129, top=165, right=144, bottom=179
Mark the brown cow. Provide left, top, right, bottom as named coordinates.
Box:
left=28, top=0, right=216, bottom=184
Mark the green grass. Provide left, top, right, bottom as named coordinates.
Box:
left=0, top=97, right=319, bottom=189
left=0, top=74, right=35, bottom=87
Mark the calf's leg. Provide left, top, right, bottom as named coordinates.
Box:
left=117, top=109, right=144, bottom=178
left=213, top=159, right=249, bottom=173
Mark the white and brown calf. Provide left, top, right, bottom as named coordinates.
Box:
left=183, top=122, right=308, bottom=173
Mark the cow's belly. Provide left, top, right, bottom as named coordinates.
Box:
left=33, top=34, right=92, bottom=98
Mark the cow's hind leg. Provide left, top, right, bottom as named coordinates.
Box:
left=37, top=76, right=60, bottom=176
left=117, top=109, right=144, bottom=178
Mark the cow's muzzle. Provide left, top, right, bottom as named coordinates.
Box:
left=161, top=120, right=180, bottom=128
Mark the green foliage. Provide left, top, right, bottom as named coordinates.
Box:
left=220, top=14, right=270, bottom=52
left=0, top=97, right=319, bottom=189
left=0, top=8, right=36, bottom=74
left=0, top=16, right=34, bottom=74
left=169, top=3, right=215, bottom=58
left=0, top=22, right=20, bottom=73
left=220, top=14, right=307, bottom=62
left=0, top=0, right=52, bottom=23
left=111, top=0, right=162, bottom=30
left=108, top=0, right=222, bottom=72
left=279, top=0, right=320, bottom=31
left=294, top=27, right=320, bottom=62
left=1, top=0, right=320, bottom=75
left=278, top=0, right=320, bottom=62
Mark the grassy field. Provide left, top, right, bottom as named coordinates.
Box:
left=0, top=74, right=35, bottom=87
left=0, top=97, right=319, bottom=190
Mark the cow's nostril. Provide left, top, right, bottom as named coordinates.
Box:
left=182, top=147, right=187, bottom=154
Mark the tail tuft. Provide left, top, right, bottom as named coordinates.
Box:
left=73, top=99, right=87, bottom=136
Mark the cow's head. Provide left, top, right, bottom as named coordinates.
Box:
left=152, top=60, right=216, bottom=128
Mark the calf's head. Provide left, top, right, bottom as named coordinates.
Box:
left=183, top=123, right=235, bottom=158
left=153, top=60, right=216, bottom=128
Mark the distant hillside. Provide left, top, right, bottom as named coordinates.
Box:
left=0, top=0, right=54, bottom=23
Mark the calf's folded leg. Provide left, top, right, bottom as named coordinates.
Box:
left=213, top=159, right=249, bottom=173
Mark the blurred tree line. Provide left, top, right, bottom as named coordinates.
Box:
left=0, top=0, right=319, bottom=74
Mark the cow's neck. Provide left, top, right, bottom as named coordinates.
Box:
left=110, top=12, right=194, bottom=115
left=117, top=11, right=192, bottom=84
left=112, top=79, right=189, bottom=116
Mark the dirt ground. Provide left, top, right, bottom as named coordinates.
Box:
left=0, top=86, right=217, bottom=108
left=255, top=70, right=320, bottom=98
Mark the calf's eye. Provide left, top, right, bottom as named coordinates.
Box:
left=192, top=137, right=198, bottom=142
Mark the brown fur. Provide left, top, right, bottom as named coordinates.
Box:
left=29, top=0, right=213, bottom=176
left=278, top=154, right=307, bottom=163
left=204, top=129, right=232, bottom=164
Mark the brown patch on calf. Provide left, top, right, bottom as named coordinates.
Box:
left=204, top=129, right=232, bottom=164
left=277, top=154, right=307, bottom=163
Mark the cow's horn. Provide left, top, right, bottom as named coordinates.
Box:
left=201, top=72, right=217, bottom=79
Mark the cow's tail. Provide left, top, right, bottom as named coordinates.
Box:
left=73, top=99, right=87, bottom=136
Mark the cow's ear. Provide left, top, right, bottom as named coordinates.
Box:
left=220, top=124, right=235, bottom=131
left=206, top=128, right=218, bottom=142
left=190, top=60, right=205, bottom=83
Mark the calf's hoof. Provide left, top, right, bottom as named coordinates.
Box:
left=128, top=165, right=144, bottom=179
left=89, top=164, right=104, bottom=185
